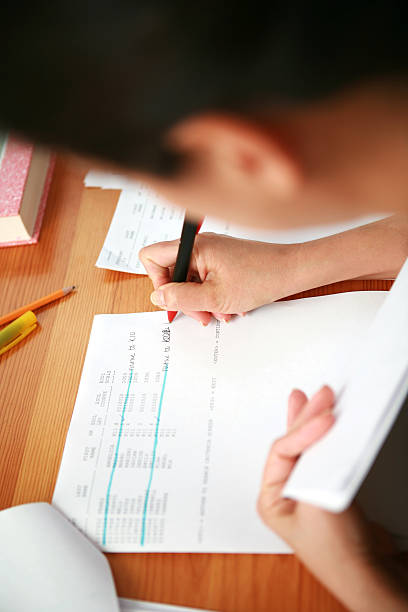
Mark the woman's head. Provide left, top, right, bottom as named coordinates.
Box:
left=2, top=1, right=408, bottom=227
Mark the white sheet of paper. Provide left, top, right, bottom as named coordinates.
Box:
left=85, top=170, right=139, bottom=190
left=0, top=503, right=119, bottom=612
left=284, top=259, right=408, bottom=511
left=53, top=292, right=385, bottom=553
left=93, top=183, right=386, bottom=275
left=0, top=502, right=211, bottom=612
left=119, top=599, right=212, bottom=612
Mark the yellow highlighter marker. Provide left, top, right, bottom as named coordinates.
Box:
left=0, top=311, right=37, bottom=356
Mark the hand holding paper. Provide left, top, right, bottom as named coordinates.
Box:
left=258, top=387, right=408, bottom=612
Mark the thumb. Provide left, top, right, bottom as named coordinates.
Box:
left=150, top=281, right=219, bottom=312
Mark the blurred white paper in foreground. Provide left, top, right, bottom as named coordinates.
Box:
left=0, top=503, right=212, bottom=612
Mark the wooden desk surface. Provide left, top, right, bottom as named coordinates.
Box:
left=0, top=156, right=392, bottom=612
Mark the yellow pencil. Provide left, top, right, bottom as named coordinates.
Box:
left=0, top=285, right=76, bottom=328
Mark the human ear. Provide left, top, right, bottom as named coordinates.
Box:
left=166, top=113, right=302, bottom=198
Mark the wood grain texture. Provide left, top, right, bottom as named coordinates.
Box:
left=0, top=156, right=393, bottom=611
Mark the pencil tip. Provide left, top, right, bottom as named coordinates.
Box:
left=63, top=285, right=77, bottom=295
left=168, top=311, right=177, bottom=323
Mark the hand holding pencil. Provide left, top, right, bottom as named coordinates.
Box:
left=141, top=232, right=297, bottom=325
left=140, top=217, right=218, bottom=326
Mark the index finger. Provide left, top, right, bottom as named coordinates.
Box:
left=139, top=240, right=180, bottom=289
left=261, top=409, right=335, bottom=495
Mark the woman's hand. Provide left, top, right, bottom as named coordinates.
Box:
left=140, top=216, right=408, bottom=325
left=258, top=385, right=408, bottom=611
left=139, top=233, right=300, bottom=325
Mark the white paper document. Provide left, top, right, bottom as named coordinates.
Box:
left=53, top=292, right=385, bottom=553
left=119, top=600, right=212, bottom=612
left=94, top=183, right=386, bottom=275
left=85, top=170, right=139, bottom=190
left=284, top=259, right=408, bottom=512
left=0, top=503, right=119, bottom=612
left=0, top=502, right=212, bottom=612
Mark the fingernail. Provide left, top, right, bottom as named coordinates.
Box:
left=223, top=317, right=230, bottom=323
left=201, top=321, right=208, bottom=327
left=150, top=290, right=165, bottom=307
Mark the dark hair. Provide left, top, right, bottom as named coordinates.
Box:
left=2, top=1, right=408, bottom=174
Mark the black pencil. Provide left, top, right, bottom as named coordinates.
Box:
left=167, top=216, right=203, bottom=323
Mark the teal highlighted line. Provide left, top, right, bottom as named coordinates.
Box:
left=140, top=366, right=169, bottom=546
left=102, top=369, right=133, bottom=546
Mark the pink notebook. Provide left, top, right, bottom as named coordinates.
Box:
left=0, top=134, right=55, bottom=247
